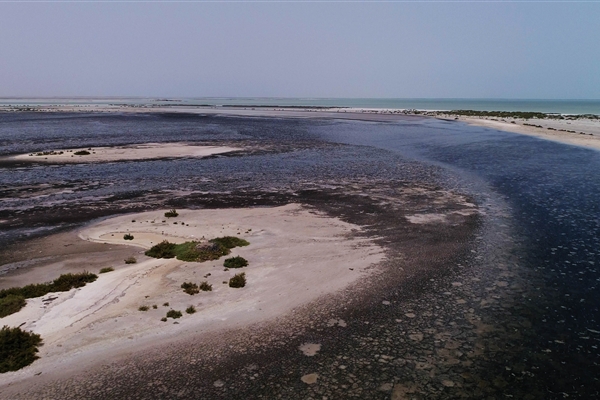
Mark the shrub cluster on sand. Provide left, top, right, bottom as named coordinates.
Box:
left=0, top=326, right=43, bottom=373
left=186, top=306, right=196, bottom=314
left=99, top=267, right=114, bottom=274
left=0, top=272, right=98, bottom=317
left=73, top=150, right=90, bottom=156
left=199, top=281, right=212, bottom=291
left=0, top=295, right=26, bottom=318
left=124, top=256, right=137, bottom=264
left=144, top=236, right=249, bottom=263
left=166, top=310, right=182, bottom=319
left=164, top=209, right=179, bottom=218
left=224, top=256, right=248, bottom=269
left=229, top=273, right=246, bottom=288
left=181, top=282, right=200, bottom=295
left=123, top=233, right=134, bottom=240
left=138, top=305, right=149, bottom=311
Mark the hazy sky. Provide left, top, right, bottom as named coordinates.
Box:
left=1, top=1, right=598, bottom=99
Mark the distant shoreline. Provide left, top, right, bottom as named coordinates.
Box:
left=2, top=104, right=599, bottom=150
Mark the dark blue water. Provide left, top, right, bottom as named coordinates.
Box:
left=316, top=118, right=600, bottom=396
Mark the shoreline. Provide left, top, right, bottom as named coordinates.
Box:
left=2, top=104, right=599, bottom=151
left=0, top=204, right=384, bottom=389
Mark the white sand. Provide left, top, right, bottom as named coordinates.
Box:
left=454, top=116, right=600, bottom=150
left=7, top=142, right=240, bottom=163
left=0, top=204, right=383, bottom=384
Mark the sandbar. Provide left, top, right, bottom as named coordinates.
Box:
left=0, top=204, right=383, bottom=385
left=6, top=142, right=240, bottom=164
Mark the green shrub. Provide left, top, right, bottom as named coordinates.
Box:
left=124, top=257, right=137, bottom=264
left=0, top=326, right=43, bottom=373
left=163, top=302, right=169, bottom=307
left=166, top=310, right=182, bottom=319
left=229, top=273, right=246, bottom=288
left=210, top=236, right=250, bottom=249
left=224, top=256, right=248, bottom=269
left=0, top=272, right=98, bottom=318
left=99, top=267, right=114, bottom=274
left=138, top=305, right=149, bottom=311
left=152, top=304, right=158, bottom=309
left=0, top=295, right=26, bottom=318
left=164, top=209, right=179, bottom=218
left=186, top=306, right=196, bottom=314
left=74, top=150, right=90, bottom=156
left=123, top=234, right=134, bottom=240
left=145, top=240, right=177, bottom=258
left=181, top=282, right=199, bottom=295
left=199, top=281, right=212, bottom=291
left=161, top=317, right=167, bottom=322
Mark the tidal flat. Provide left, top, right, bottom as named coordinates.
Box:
left=1, top=111, right=599, bottom=399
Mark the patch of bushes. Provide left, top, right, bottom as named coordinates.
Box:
left=199, top=281, right=212, bottom=292
left=125, top=257, right=137, bottom=264
left=123, top=233, right=134, bottom=240
left=166, top=310, right=182, bottom=319
left=164, top=209, right=179, bottom=218
left=0, top=272, right=98, bottom=317
left=210, top=236, right=249, bottom=249
left=229, top=273, right=246, bottom=288
left=144, top=240, right=177, bottom=258
left=224, top=256, right=248, bottom=269
left=0, top=295, right=26, bottom=318
left=181, top=282, right=200, bottom=295
left=152, top=304, right=158, bottom=309
left=0, top=325, right=43, bottom=373
left=186, top=306, right=196, bottom=314
left=74, top=150, right=90, bottom=156
left=99, top=267, right=114, bottom=274
left=138, top=305, right=149, bottom=311
left=145, top=240, right=235, bottom=263
left=161, top=317, right=167, bottom=322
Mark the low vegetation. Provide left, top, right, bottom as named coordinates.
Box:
left=138, top=305, right=149, bottom=311
left=0, top=325, right=43, bottom=373
left=224, top=256, right=248, bottom=269
left=74, top=150, right=91, bottom=156
left=185, top=306, right=196, bottom=314
left=99, top=267, right=114, bottom=274
left=166, top=310, right=182, bottom=319
left=124, top=256, right=137, bottom=264
left=229, top=272, right=246, bottom=288
left=0, top=272, right=98, bottom=317
left=164, top=209, right=179, bottom=218
left=123, top=233, right=134, bottom=240
left=0, top=295, right=26, bottom=318
left=199, top=281, right=212, bottom=291
left=145, top=236, right=249, bottom=263
left=181, top=282, right=200, bottom=295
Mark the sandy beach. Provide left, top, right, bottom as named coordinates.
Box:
left=5, top=142, right=240, bottom=164
left=0, top=204, right=383, bottom=387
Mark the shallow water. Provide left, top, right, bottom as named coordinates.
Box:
left=1, top=112, right=599, bottom=397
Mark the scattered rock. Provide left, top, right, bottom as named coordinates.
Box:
left=301, top=373, right=318, bottom=384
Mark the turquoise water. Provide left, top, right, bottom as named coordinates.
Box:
left=1, top=97, right=599, bottom=115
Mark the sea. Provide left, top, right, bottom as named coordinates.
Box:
left=1, top=97, right=599, bottom=115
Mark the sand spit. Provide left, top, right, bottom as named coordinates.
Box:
left=448, top=116, right=600, bottom=150
left=6, top=142, right=240, bottom=164
left=0, top=204, right=383, bottom=385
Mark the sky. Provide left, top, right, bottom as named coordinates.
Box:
left=0, top=1, right=599, bottom=99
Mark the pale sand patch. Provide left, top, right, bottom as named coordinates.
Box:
left=0, top=204, right=383, bottom=384
left=299, top=343, right=322, bottom=356
left=455, top=116, right=600, bottom=150
left=8, top=142, right=240, bottom=163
